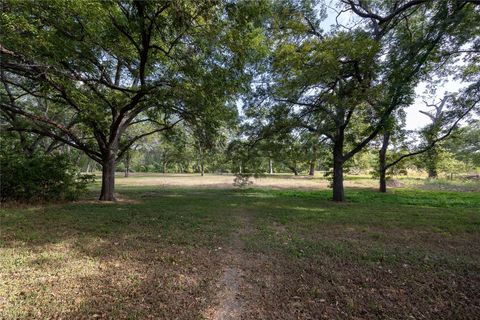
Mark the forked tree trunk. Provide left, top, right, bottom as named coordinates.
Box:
left=100, top=157, right=116, bottom=201
left=379, top=131, right=390, bottom=193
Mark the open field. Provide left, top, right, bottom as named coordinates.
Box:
left=114, top=172, right=480, bottom=192
left=1, top=174, right=480, bottom=319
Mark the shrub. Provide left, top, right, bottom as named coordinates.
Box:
left=233, top=173, right=253, bottom=188
left=0, top=148, right=95, bottom=202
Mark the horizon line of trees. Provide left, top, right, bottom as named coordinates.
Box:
left=1, top=0, right=479, bottom=202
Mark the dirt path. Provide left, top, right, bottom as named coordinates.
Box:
left=204, top=212, right=251, bottom=320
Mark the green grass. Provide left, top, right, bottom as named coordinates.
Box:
left=1, top=184, right=479, bottom=319
left=240, top=188, right=479, bottom=264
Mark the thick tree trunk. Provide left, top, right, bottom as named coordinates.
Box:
left=309, top=161, right=315, bottom=176
left=269, top=158, right=273, bottom=174
left=379, top=131, right=390, bottom=193
left=332, top=158, right=344, bottom=202
left=379, top=169, right=387, bottom=193
left=332, top=135, right=344, bottom=202
left=100, top=157, right=116, bottom=201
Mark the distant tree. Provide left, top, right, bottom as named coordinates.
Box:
left=377, top=86, right=480, bottom=191
left=420, top=96, right=451, bottom=178
left=444, top=120, right=480, bottom=169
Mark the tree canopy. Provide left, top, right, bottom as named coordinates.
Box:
left=1, top=0, right=479, bottom=202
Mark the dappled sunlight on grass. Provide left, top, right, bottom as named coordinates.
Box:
left=1, top=182, right=479, bottom=318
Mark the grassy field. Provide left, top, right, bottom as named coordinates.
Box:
left=1, top=174, right=479, bottom=319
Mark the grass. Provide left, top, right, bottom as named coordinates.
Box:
left=1, top=175, right=479, bottom=319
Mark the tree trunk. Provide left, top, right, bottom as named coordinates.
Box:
left=309, top=144, right=317, bottom=176
left=379, top=131, right=390, bottom=193
left=332, top=158, right=344, bottom=202
left=200, top=163, right=204, bottom=176
left=100, top=157, right=116, bottom=201
left=332, top=135, right=344, bottom=202
left=308, top=161, right=315, bottom=176
left=379, top=168, right=387, bottom=193
left=426, top=144, right=438, bottom=178
left=288, top=165, right=299, bottom=176
left=269, top=158, right=273, bottom=174
left=428, top=167, right=438, bottom=178
left=124, top=150, right=130, bottom=178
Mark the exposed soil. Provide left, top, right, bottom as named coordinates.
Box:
left=203, top=214, right=251, bottom=320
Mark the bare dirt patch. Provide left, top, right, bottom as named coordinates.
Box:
left=203, top=214, right=253, bottom=320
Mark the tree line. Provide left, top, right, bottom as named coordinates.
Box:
left=1, top=0, right=479, bottom=202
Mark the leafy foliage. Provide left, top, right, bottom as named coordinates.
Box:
left=0, top=142, right=94, bottom=202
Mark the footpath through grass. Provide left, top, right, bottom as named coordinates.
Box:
left=1, top=185, right=479, bottom=319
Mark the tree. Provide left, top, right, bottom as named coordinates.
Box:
left=420, top=96, right=450, bottom=178
left=444, top=120, right=480, bottom=170
left=377, top=84, right=480, bottom=191
left=1, top=0, right=260, bottom=200
left=255, top=0, right=478, bottom=201
left=376, top=113, right=409, bottom=193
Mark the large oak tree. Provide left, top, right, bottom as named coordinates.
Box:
left=1, top=0, right=263, bottom=200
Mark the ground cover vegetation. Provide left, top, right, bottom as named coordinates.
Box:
left=1, top=0, right=480, bottom=319
left=1, top=178, right=479, bottom=318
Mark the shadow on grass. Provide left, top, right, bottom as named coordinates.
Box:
left=1, top=187, right=479, bottom=318
left=1, top=189, right=246, bottom=318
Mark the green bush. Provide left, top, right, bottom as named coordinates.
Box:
left=0, top=148, right=95, bottom=202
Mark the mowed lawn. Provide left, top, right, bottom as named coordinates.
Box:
left=1, top=175, right=479, bottom=319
